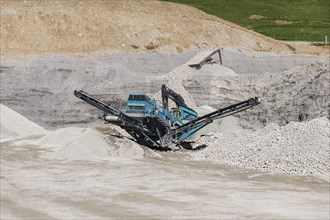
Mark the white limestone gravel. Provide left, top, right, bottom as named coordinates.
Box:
left=191, top=117, right=330, bottom=177
left=0, top=104, right=150, bottom=161
left=0, top=104, right=46, bottom=141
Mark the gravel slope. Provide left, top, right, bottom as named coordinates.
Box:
left=0, top=104, right=47, bottom=141
left=191, top=117, right=330, bottom=178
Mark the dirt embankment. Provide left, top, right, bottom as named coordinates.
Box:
left=1, top=0, right=328, bottom=57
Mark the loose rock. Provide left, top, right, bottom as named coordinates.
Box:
left=191, top=117, right=330, bottom=177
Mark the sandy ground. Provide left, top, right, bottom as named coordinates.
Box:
left=1, top=152, right=329, bottom=219
left=0, top=107, right=329, bottom=219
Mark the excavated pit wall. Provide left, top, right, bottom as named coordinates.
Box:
left=0, top=50, right=328, bottom=130
left=0, top=52, right=194, bottom=128
left=184, top=57, right=330, bottom=127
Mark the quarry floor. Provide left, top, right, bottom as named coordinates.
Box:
left=1, top=149, right=329, bottom=219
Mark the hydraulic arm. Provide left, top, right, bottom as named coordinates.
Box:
left=161, top=85, right=198, bottom=120
left=161, top=84, right=186, bottom=109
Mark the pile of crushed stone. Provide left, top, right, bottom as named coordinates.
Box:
left=34, top=127, right=146, bottom=161
left=191, top=117, right=330, bottom=177
left=0, top=104, right=46, bottom=141
left=0, top=104, right=152, bottom=161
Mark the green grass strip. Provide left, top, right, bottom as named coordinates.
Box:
left=163, top=0, right=330, bottom=42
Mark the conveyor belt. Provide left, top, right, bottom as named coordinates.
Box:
left=171, top=97, right=261, bottom=140
left=74, top=90, right=119, bottom=116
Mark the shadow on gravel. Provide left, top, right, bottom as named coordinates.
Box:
left=177, top=142, right=208, bottom=151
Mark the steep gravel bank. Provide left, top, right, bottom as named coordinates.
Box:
left=191, top=117, right=330, bottom=178
left=184, top=57, right=330, bottom=127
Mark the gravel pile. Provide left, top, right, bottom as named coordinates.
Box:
left=0, top=104, right=47, bottom=141
left=191, top=117, right=330, bottom=176
left=0, top=104, right=156, bottom=161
